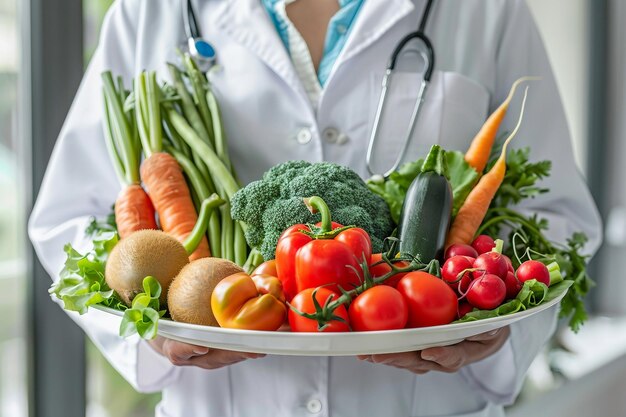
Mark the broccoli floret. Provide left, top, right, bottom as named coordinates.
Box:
left=231, top=160, right=395, bottom=260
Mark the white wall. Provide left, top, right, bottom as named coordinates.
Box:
left=525, top=0, right=589, bottom=173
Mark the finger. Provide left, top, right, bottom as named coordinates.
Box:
left=421, top=328, right=510, bottom=371
left=466, top=327, right=508, bottom=342
left=368, top=352, right=446, bottom=374
left=420, top=346, right=466, bottom=370
left=162, top=340, right=210, bottom=364
left=187, top=349, right=264, bottom=370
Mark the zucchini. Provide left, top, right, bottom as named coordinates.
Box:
left=397, top=145, right=453, bottom=263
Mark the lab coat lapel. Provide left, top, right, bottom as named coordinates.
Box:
left=213, top=0, right=311, bottom=109
left=331, top=0, right=416, bottom=72
left=320, top=0, right=417, bottom=105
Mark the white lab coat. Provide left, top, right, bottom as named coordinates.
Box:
left=29, top=0, right=602, bottom=416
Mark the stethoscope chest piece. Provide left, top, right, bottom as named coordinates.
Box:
left=188, top=37, right=217, bottom=71
left=184, top=0, right=217, bottom=72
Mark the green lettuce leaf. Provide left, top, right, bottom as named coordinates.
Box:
left=456, top=279, right=573, bottom=323
left=50, top=232, right=125, bottom=314
left=119, top=276, right=165, bottom=340
left=366, top=149, right=477, bottom=223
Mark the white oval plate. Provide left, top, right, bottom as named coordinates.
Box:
left=94, top=287, right=565, bottom=356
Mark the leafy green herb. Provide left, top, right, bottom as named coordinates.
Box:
left=478, top=142, right=594, bottom=332
left=49, top=231, right=126, bottom=314
left=51, top=225, right=165, bottom=339
left=85, top=207, right=117, bottom=237
left=119, top=276, right=165, bottom=340
left=367, top=150, right=478, bottom=223
left=486, top=147, right=551, bottom=208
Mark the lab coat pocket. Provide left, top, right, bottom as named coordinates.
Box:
left=413, top=402, right=494, bottom=417
left=367, top=70, right=490, bottom=175
left=367, top=70, right=443, bottom=176
left=437, top=71, right=491, bottom=151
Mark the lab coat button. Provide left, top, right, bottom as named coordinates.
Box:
left=296, top=128, right=313, bottom=145
left=322, top=127, right=339, bottom=143
left=337, top=133, right=349, bottom=145
left=306, top=399, right=322, bottom=414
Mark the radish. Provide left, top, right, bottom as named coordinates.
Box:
left=471, top=235, right=496, bottom=255
left=504, top=271, right=522, bottom=299
left=472, top=251, right=508, bottom=280
left=444, top=244, right=478, bottom=260
left=467, top=274, right=506, bottom=310
left=457, top=301, right=474, bottom=319
left=516, top=260, right=550, bottom=286
left=442, top=255, right=474, bottom=294
left=503, top=254, right=515, bottom=273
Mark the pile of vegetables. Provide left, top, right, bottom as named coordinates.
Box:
left=230, top=160, right=395, bottom=260
left=50, top=68, right=593, bottom=339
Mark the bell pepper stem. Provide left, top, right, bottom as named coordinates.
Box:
left=183, top=194, right=226, bottom=255
left=303, top=196, right=332, bottom=233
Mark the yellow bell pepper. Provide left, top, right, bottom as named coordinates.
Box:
left=211, top=272, right=286, bottom=331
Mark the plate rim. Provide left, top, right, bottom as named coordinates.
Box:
left=92, top=284, right=566, bottom=338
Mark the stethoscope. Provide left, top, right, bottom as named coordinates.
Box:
left=183, top=0, right=436, bottom=177
left=366, top=0, right=435, bottom=177
left=184, top=0, right=217, bottom=72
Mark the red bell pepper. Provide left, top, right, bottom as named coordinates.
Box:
left=275, top=196, right=372, bottom=299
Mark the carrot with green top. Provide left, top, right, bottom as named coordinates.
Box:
left=464, top=76, right=538, bottom=173
left=134, top=71, right=210, bottom=261
left=101, top=72, right=157, bottom=238
left=446, top=87, right=529, bottom=247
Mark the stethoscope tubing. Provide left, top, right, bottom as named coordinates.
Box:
left=366, top=0, right=436, bottom=177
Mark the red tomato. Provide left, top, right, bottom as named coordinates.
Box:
left=295, top=240, right=361, bottom=295
left=369, top=253, right=409, bottom=287
left=335, top=227, right=372, bottom=263
left=397, top=272, right=458, bottom=328
left=288, top=287, right=349, bottom=332
left=349, top=286, right=408, bottom=331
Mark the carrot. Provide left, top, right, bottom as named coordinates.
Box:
left=135, top=71, right=210, bottom=260
left=114, top=184, right=157, bottom=238
left=101, top=72, right=157, bottom=238
left=464, top=76, right=538, bottom=173
left=140, top=152, right=209, bottom=260
left=446, top=87, right=529, bottom=247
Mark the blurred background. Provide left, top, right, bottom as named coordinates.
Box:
left=0, top=0, right=624, bottom=416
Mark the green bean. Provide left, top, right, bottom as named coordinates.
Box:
left=183, top=54, right=215, bottom=148
left=167, top=63, right=213, bottom=148
left=165, top=106, right=240, bottom=200
left=234, top=221, right=247, bottom=267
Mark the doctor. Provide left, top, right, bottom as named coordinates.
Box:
left=29, top=0, right=601, bottom=416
